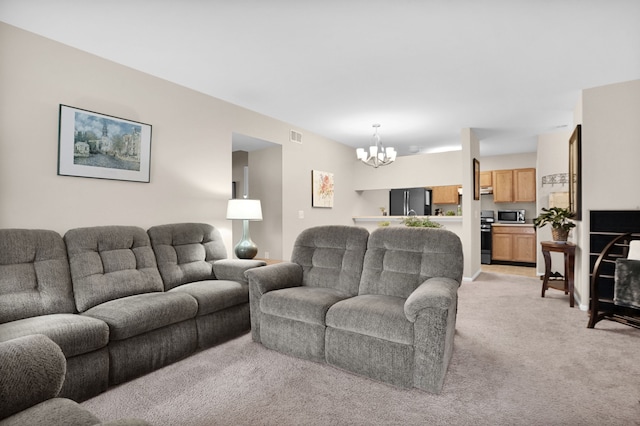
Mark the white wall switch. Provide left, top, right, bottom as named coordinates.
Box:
left=298, top=210, right=304, bottom=219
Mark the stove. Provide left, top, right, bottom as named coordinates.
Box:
left=480, top=210, right=494, bottom=264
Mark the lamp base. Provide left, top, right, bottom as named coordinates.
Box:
left=234, top=239, right=258, bottom=259
left=234, top=219, right=258, bottom=259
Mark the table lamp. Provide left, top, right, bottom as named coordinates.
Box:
left=226, top=198, right=263, bottom=259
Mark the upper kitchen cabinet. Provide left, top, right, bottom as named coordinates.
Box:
left=479, top=171, right=492, bottom=189
left=431, top=185, right=461, bottom=204
left=493, top=170, right=513, bottom=202
left=493, top=168, right=536, bottom=203
left=513, top=168, right=536, bottom=202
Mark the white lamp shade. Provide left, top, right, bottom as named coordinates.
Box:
left=226, top=199, right=263, bottom=220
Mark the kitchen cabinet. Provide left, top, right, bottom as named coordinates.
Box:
left=513, top=168, right=536, bottom=202
left=492, top=225, right=536, bottom=263
left=493, top=170, right=513, bottom=202
left=479, top=171, right=492, bottom=188
left=492, top=168, right=536, bottom=203
left=431, top=185, right=460, bottom=204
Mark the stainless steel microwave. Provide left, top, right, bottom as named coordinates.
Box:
left=497, top=209, right=525, bottom=223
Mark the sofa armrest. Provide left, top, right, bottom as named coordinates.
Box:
left=212, top=259, right=267, bottom=283
left=0, top=334, right=66, bottom=420
left=404, top=277, right=460, bottom=322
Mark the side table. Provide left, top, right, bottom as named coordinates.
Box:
left=541, top=241, right=576, bottom=307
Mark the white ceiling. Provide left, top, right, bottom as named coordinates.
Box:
left=2, top=0, right=639, bottom=157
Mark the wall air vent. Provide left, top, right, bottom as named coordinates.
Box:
left=290, top=129, right=303, bottom=144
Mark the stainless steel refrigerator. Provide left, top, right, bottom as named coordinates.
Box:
left=389, top=188, right=432, bottom=216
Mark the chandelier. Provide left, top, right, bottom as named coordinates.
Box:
left=356, top=124, right=397, bottom=168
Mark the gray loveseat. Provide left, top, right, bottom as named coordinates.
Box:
left=0, top=223, right=264, bottom=402
left=245, top=225, right=463, bottom=394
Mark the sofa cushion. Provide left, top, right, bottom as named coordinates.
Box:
left=261, top=287, right=352, bottom=326
left=65, top=226, right=164, bottom=312
left=147, top=223, right=227, bottom=290
left=169, top=280, right=248, bottom=316
left=82, top=292, right=198, bottom=341
left=0, top=229, right=76, bottom=323
left=326, top=295, right=413, bottom=345
left=0, top=314, right=108, bottom=358
left=290, top=225, right=369, bottom=296
left=358, top=227, right=464, bottom=298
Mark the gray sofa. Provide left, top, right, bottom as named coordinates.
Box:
left=0, top=229, right=110, bottom=401
left=0, top=334, right=149, bottom=426
left=245, top=225, right=463, bottom=394
left=148, top=223, right=255, bottom=349
left=0, top=223, right=264, bottom=402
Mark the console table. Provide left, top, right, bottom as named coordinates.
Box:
left=541, top=241, right=576, bottom=307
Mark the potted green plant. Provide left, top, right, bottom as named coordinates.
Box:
left=533, top=207, right=576, bottom=242
left=401, top=216, right=442, bottom=228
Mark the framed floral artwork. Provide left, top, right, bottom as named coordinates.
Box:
left=311, top=170, right=334, bottom=208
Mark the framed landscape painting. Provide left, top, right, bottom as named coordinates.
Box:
left=58, top=105, right=152, bottom=182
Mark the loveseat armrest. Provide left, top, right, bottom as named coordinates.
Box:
left=212, top=259, right=267, bottom=283
left=244, top=262, right=303, bottom=295
left=244, top=262, right=303, bottom=342
left=404, top=277, right=460, bottom=322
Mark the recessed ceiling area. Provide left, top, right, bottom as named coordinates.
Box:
left=1, top=0, right=638, bottom=157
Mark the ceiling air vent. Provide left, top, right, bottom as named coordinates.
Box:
left=290, top=129, right=303, bottom=144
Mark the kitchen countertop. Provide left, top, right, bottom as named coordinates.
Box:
left=352, top=215, right=462, bottom=222
left=491, top=223, right=534, bottom=227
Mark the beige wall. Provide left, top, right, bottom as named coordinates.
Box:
left=249, top=145, right=283, bottom=260
left=353, top=150, right=464, bottom=191
left=352, top=150, right=467, bottom=217
left=480, top=152, right=537, bottom=171
left=576, top=79, right=640, bottom=308
left=0, top=23, right=232, bottom=239
left=535, top=130, right=572, bottom=276
left=461, top=128, right=481, bottom=280
left=0, top=22, right=359, bottom=259
left=4, top=23, right=637, bottom=283
left=0, top=23, right=543, bottom=278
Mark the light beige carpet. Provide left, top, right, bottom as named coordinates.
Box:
left=82, top=272, right=640, bottom=425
